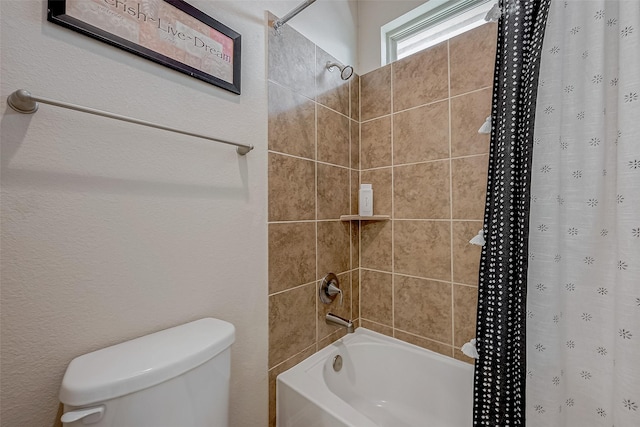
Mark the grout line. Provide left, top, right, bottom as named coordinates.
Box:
left=306, top=269, right=477, bottom=289
left=393, top=270, right=453, bottom=286
left=360, top=318, right=393, bottom=330
left=348, top=86, right=353, bottom=273
left=314, top=78, right=319, bottom=347
left=316, top=101, right=353, bottom=122
left=390, top=60, right=396, bottom=337
left=392, top=218, right=451, bottom=222
left=267, top=77, right=353, bottom=121
left=450, top=153, right=490, bottom=161
left=360, top=267, right=393, bottom=275
left=392, top=158, right=449, bottom=169
left=447, top=39, right=456, bottom=350
left=268, top=342, right=316, bottom=372
left=268, top=149, right=352, bottom=170
left=360, top=165, right=395, bottom=173
left=266, top=150, right=314, bottom=163
left=358, top=75, right=362, bottom=322
left=268, top=280, right=316, bottom=298
left=449, top=85, right=493, bottom=100
left=393, top=327, right=455, bottom=348
left=359, top=268, right=457, bottom=288
left=357, top=84, right=492, bottom=126
left=358, top=152, right=488, bottom=172
left=360, top=112, right=393, bottom=125
left=266, top=78, right=315, bottom=104
left=453, top=281, right=479, bottom=288
left=267, top=219, right=317, bottom=225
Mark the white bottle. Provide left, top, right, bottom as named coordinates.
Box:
left=359, top=184, right=373, bottom=216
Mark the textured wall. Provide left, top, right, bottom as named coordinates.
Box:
left=357, top=22, right=497, bottom=362
left=0, top=1, right=356, bottom=427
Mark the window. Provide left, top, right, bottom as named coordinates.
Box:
left=382, top=0, right=495, bottom=65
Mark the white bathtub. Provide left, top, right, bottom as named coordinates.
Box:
left=277, top=328, right=474, bottom=427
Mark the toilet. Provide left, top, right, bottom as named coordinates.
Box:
left=58, top=318, right=235, bottom=426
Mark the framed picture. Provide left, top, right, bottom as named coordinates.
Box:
left=48, top=0, right=241, bottom=94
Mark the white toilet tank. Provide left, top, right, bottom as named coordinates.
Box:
left=59, top=318, right=235, bottom=427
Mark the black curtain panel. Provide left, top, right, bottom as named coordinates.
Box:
left=473, top=1, right=551, bottom=425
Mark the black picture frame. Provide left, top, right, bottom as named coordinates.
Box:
left=48, top=0, right=241, bottom=94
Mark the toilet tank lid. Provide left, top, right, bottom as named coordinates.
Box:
left=59, top=318, right=235, bottom=406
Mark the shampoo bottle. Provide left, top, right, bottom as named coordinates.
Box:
left=359, top=184, right=373, bottom=216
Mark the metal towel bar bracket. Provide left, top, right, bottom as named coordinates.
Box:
left=6, top=89, right=254, bottom=156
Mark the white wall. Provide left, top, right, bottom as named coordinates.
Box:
left=271, top=0, right=359, bottom=69
left=0, top=1, right=357, bottom=426
left=357, top=0, right=425, bottom=74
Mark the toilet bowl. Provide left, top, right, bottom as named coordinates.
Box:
left=59, top=318, right=235, bottom=427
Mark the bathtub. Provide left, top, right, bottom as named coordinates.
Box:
left=277, top=328, right=474, bottom=427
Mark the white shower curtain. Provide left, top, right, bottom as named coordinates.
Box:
left=527, top=0, right=640, bottom=426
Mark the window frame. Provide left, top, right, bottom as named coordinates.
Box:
left=382, top=0, right=494, bottom=65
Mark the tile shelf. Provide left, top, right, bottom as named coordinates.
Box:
left=340, top=215, right=390, bottom=221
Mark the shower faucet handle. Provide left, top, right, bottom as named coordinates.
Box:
left=327, top=282, right=343, bottom=306
left=320, top=273, right=343, bottom=305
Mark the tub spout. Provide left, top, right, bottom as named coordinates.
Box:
left=326, top=313, right=354, bottom=333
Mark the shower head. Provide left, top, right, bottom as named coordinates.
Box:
left=326, top=62, right=354, bottom=81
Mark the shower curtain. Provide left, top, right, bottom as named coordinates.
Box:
left=473, top=1, right=551, bottom=425
left=526, top=1, right=640, bottom=426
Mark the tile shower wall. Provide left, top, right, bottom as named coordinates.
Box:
left=358, top=22, right=497, bottom=363
left=267, top=19, right=496, bottom=425
left=266, top=15, right=360, bottom=427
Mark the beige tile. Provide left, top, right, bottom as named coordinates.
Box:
left=350, top=119, right=360, bottom=170
left=361, top=65, right=391, bottom=121
left=394, top=330, right=454, bottom=358
left=360, top=319, right=393, bottom=337
left=394, top=220, right=451, bottom=280
left=267, top=14, right=315, bottom=99
left=351, top=269, right=360, bottom=320
left=454, top=348, right=476, bottom=365
left=450, top=22, right=497, bottom=96
left=318, top=164, right=349, bottom=220
left=350, top=74, right=360, bottom=121
left=360, top=270, right=393, bottom=326
left=452, top=221, right=483, bottom=286
left=394, top=161, right=450, bottom=219
left=317, top=105, right=350, bottom=168
left=393, top=42, right=448, bottom=112
left=318, top=328, right=348, bottom=351
left=268, top=345, right=316, bottom=427
left=268, top=153, right=315, bottom=221
left=393, top=100, right=449, bottom=165
left=394, top=275, right=452, bottom=343
left=451, top=88, right=492, bottom=157
left=318, top=272, right=352, bottom=339
left=350, top=170, right=359, bottom=215
left=269, top=223, right=316, bottom=294
left=268, top=82, right=316, bottom=159
left=360, top=220, right=392, bottom=272
left=361, top=116, right=391, bottom=169
left=351, top=222, right=360, bottom=270
left=352, top=318, right=360, bottom=330
left=451, top=155, right=489, bottom=220
left=360, top=168, right=392, bottom=216
left=453, top=284, right=478, bottom=347
left=317, top=221, right=351, bottom=277
left=268, top=283, right=316, bottom=368
left=316, top=47, right=350, bottom=116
